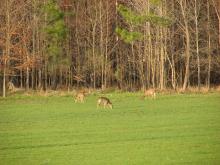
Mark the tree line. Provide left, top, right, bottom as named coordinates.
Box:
left=0, top=0, right=220, bottom=97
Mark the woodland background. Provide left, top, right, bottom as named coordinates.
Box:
left=0, top=0, right=220, bottom=97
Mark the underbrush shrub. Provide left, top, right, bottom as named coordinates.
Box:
left=157, top=88, right=176, bottom=95
left=100, top=87, right=117, bottom=94
left=176, top=86, right=213, bottom=94
left=200, top=86, right=210, bottom=93
left=216, top=85, right=220, bottom=92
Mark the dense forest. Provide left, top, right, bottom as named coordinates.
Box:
left=0, top=0, right=220, bottom=97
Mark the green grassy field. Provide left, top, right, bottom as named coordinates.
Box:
left=0, top=92, right=220, bottom=165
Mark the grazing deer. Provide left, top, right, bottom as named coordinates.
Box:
left=75, top=92, right=85, bottom=103
left=7, top=82, right=15, bottom=92
left=97, top=97, right=113, bottom=109
left=144, top=89, right=156, bottom=99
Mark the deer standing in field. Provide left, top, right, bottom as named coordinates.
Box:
left=143, top=89, right=156, bottom=99
left=7, top=82, right=15, bottom=92
left=97, top=97, right=113, bottom=109
left=74, top=92, right=86, bottom=103
left=7, top=81, right=24, bottom=93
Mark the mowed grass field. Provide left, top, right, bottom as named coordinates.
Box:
left=0, top=92, right=220, bottom=165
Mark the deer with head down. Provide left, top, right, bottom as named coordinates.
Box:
left=97, top=97, right=113, bottom=109
left=74, top=91, right=86, bottom=103
left=7, top=82, right=15, bottom=92
left=143, top=89, right=156, bottom=99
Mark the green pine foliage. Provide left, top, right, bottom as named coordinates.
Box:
left=117, top=4, right=145, bottom=25
left=116, top=4, right=171, bottom=44
left=115, top=27, right=142, bottom=43
left=42, top=0, right=67, bottom=65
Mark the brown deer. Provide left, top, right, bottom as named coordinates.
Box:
left=7, top=82, right=15, bottom=92
left=97, top=97, right=113, bottom=109
left=144, top=89, right=156, bottom=99
left=74, top=92, right=86, bottom=103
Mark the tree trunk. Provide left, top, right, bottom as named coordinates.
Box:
left=207, top=0, right=211, bottom=89
left=3, top=62, right=6, bottom=97
left=182, top=27, right=190, bottom=91
left=26, top=67, right=29, bottom=90
left=195, top=0, right=200, bottom=90
left=3, top=0, right=10, bottom=97
left=180, top=0, right=190, bottom=91
left=92, top=24, right=96, bottom=89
